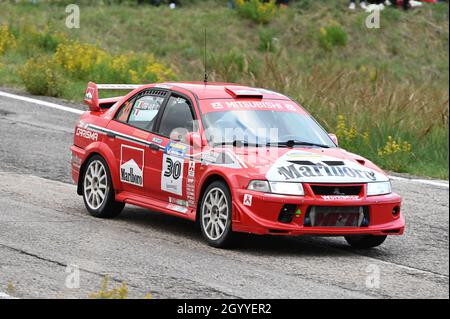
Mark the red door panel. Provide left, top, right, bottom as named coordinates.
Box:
left=105, top=121, right=153, bottom=197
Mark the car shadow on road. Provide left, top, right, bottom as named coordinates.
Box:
left=116, top=206, right=393, bottom=258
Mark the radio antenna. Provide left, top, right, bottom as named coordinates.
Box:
left=203, top=28, right=208, bottom=85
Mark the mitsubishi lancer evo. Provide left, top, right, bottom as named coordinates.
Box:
left=71, top=82, right=404, bottom=248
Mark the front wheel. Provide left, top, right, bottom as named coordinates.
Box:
left=345, top=235, right=387, bottom=249
left=82, top=155, right=124, bottom=218
left=199, top=181, right=234, bottom=248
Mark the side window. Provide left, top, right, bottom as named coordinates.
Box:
left=158, top=95, right=195, bottom=138
left=115, top=92, right=165, bottom=131
left=128, top=95, right=164, bottom=131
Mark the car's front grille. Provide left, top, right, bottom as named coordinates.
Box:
left=310, top=185, right=362, bottom=196
left=304, top=206, right=369, bottom=227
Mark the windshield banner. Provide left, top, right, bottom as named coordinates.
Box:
left=202, top=100, right=306, bottom=114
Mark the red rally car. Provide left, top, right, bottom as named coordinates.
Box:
left=71, top=82, right=405, bottom=248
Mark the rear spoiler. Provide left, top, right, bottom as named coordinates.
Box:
left=84, top=82, right=145, bottom=112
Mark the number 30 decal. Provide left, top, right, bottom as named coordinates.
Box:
left=162, top=155, right=184, bottom=196
left=164, top=157, right=182, bottom=180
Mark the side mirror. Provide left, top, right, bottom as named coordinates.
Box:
left=170, top=128, right=189, bottom=142
left=328, top=133, right=339, bottom=146
left=185, top=132, right=203, bottom=148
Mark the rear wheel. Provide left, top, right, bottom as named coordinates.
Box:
left=82, top=155, right=124, bottom=218
left=345, top=235, right=387, bottom=249
left=199, top=181, right=234, bottom=248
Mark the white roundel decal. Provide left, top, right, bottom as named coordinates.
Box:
left=265, top=151, right=388, bottom=183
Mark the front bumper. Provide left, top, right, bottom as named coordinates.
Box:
left=232, top=185, right=405, bottom=236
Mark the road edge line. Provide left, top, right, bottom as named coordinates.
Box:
left=0, top=90, right=84, bottom=115
left=389, top=175, right=449, bottom=188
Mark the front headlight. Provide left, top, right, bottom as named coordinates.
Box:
left=247, top=180, right=271, bottom=193
left=367, top=181, right=392, bottom=196
left=269, top=182, right=304, bottom=196
left=247, top=180, right=304, bottom=196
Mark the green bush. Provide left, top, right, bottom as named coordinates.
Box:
left=235, top=0, right=277, bottom=25
left=319, top=24, right=348, bottom=51
left=18, top=57, right=66, bottom=97
left=15, top=25, right=64, bottom=56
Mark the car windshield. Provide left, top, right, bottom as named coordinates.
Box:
left=202, top=110, right=335, bottom=148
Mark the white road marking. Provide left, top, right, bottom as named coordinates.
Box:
left=1, top=90, right=448, bottom=188
left=0, top=292, right=17, bottom=299
left=0, top=91, right=84, bottom=115
left=373, top=256, right=449, bottom=279
left=389, top=175, right=449, bottom=188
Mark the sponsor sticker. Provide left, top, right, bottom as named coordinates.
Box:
left=85, top=88, right=94, bottom=100
left=243, top=194, right=253, bottom=207
left=135, top=99, right=161, bottom=111
left=206, top=101, right=302, bottom=113
left=197, top=150, right=241, bottom=168
left=188, top=160, right=195, bottom=177
left=76, top=127, right=98, bottom=141
left=161, top=154, right=184, bottom=196
left=186, top=160, right=196, bottom=207
left=165, top=141, right=188, bottom=158
left=266, top=150, right=386, bottom=183
left=167, top=203, right=188, bottom=214
left=169, top=197, right=188, bottom=207
left=200, top=151, right=219, bottom=164
left=321, top=195, right=360, bottom=200
left=120, top=145, right=144, bottom=187
left=276, top=163, right=377, bottom=182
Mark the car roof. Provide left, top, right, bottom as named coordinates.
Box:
left=160, top=82, right=292, bottom=101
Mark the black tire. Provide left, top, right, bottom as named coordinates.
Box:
left=345, top=235, right=387, bottom=249
left=199, top=181, right=235, bottom=248
left=82, top=155, right=124, bottom=218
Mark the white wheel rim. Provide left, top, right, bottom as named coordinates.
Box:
left=202, top=187, right=229, bottom=241
left=84, top=160, right=108, bottom=210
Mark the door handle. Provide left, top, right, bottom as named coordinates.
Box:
left=149, top=143, right=160, bottom=151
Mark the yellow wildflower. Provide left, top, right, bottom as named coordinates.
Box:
left=0, top=24, right=16, bottom=55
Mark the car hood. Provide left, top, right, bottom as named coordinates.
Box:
left=227, top=147, right=389, bottom=183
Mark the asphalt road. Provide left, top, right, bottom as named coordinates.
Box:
left=0, top=88, right=448, bottom=299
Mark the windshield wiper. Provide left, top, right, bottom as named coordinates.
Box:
left=268, top=140, right=330, bottom=148
left=214, top=140, right=264, bottom=147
